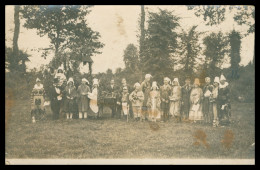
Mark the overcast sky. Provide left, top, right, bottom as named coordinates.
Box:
left=5, top=5, right=255, bottom=74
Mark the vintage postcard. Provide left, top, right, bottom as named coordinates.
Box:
left=5, top=5, right=255, bottom=165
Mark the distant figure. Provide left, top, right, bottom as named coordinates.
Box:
left=106, top=79, right=118, bottom=118
left=147, top=81, right=161, bottom=122
left=189, top=78, right=203, bottom=123
left=63, top=78, right=77, bottom=119
left=88, top=78, right=100, bottom=118
left=202, top=77, right=214, bottom=124
left=181, top=77, right=192, bottom=122
left=129, top=83, right=144, bottom=121
left=118, top=86, right=130, bottom=120
left=54, top=67, right=67, bottom=87
left=49, top=78, right=63, bottom=120
left=160, top=77, right=172, bottom=122
left=77, top=78, right=91, bottom=119
left=116, top=78, right=132, bottom=119
left=218, top=74, right=231, bottom=126
left=30, top=78, right=46, bottom=123
left=140, top=74, right=152, bottom=120
left=169, top=78, right=182, bottom=122
left=211, top=77, right=220, bottom=127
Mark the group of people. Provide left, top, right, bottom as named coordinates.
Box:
left=30, top=67, right=231, bottom=127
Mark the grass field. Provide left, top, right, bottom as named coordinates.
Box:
left=5, top=98, right=255, bottom=159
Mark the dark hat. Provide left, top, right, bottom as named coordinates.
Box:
left=185, top=76, right=191, bottom=80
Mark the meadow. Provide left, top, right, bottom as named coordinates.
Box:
left=5, top=97, right=255, bottom=159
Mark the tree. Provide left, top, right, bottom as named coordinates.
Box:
left=138, top=5, right=145, bottom=80
left=8, top=5, right=21, bottom=72
left=229, top=30, right=241, bottom=79
left=187, top=5, right=226, bottom=26
left=178, top=25, right=203, bottom=76
left=21, top=5, right=102, bottom=74
left=203, top=32, right=229, bottom=77
left=123, top=44, right=139, bottom=72
left=143, top=9, right=180, bottom=82
left=234, top=7, right=255, bottom=66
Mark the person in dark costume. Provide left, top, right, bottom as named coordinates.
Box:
left=181, top=77, right=192, bottom=122
left=106, top=79, right=118, bottom=118
left=50, top=78, right=63, bottom=120
left=202, top=77, right=214, bottom=124
left=63, top=77, right=77, bottom=119
left=160, top=77, right=172, bottom=122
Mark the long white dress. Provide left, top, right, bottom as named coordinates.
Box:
left=88, top=88, right=99, bottom=114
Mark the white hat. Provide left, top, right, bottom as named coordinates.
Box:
left=93, top=78, right=99, bottom=85
left=36, top=78, right=41, bottom=82
left=173, top=78, right=179, bottom=82
left=151, top=81, right=159, bottom=89
left=220, top=74, right=226, bottom=81
left=214, top=77, right=220, bottom=84
left=145, top=74, right=152, bottom=79
left=205, top=77, right=211, bottom=81
left=82, top=78, right=89, bottom=84
left=67, top=77, right=74, bottom=85
left=134, top=82, right=141, bottom=88
left=172, top=78, right=179, bottom=85
left=57, top=66, right=63, bottom=71
left=164, top=77, right=171, bottom=83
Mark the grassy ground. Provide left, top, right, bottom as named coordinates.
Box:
left=5, top=98, right=255, bottom=159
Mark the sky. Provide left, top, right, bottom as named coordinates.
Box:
left=5, top=5, right=255, bottom=74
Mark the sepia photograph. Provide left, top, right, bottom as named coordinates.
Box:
left=5, top=5, right=255, bottom=165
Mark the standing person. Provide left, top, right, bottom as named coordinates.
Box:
left=54, top=67, right=67, bottom=87
left=189, top=78, right=204, bottom=123
left=181, top=77, right=192, bottom=122
left=106, top=79, right=118, bottom=118
left=147, top=81, right=161, bottom=122
left=63, top=78, right=77, bottom=120
left=129, top=83, right=144, bottom=121
left=160, top=77, right=172, bottom=122
left=210, top=77, right=220, bottom=127
left=77, top=78, right=91, bottom=119
left=119, top=86, right=130, bottom=120
left=169, top=78, right=182, bottom=123
left=116, top=78, right=132, bottom=119
left=89, top=78, right=105, bottom=119
left=202, top=77, right=214, bottom=124
left=140, top=74, right=152, bottom=121
left=50, top=78, right=63, bottom=120
left=30, top=78, right=46, bottom=123
left=218, top=74, right=231, bottom=126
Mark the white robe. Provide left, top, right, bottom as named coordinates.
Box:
left=88, top=88, right=98, bottom=114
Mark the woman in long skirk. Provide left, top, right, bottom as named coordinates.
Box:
left=77, top=78, right=91, bottom=119
left=189, top=78, right=204, bottom=123
left=169, top=78, right=182, bottom=122
left=147, top=81, right=161, bottom=122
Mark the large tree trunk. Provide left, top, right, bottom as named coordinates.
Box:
left=12, top=5, right=20, bottom=72
left=139, top=5, right=145, bottom=80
